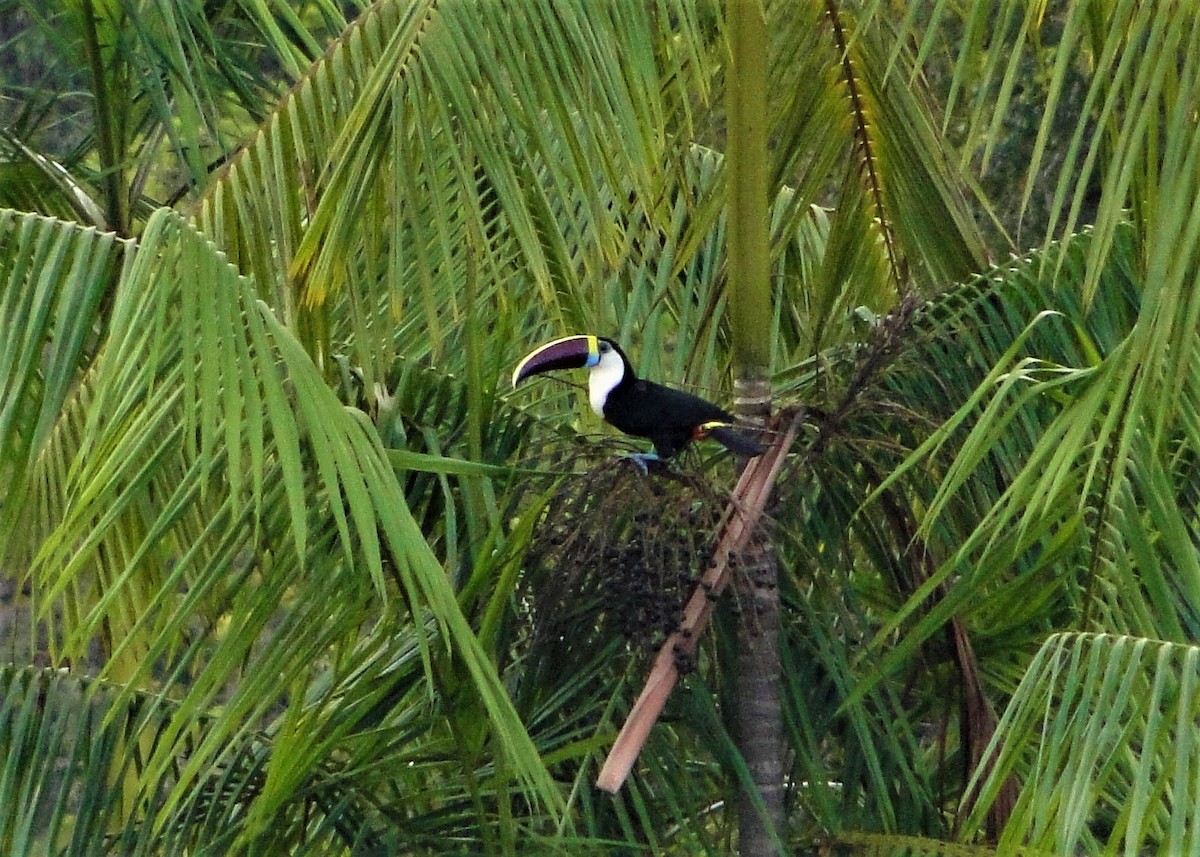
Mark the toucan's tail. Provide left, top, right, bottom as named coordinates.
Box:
left=699, top=421, right=766, bottom=457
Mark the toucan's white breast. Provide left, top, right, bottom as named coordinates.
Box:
left=588, top=349, right=625, bottom=416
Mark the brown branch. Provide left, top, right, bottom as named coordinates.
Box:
left=871, top=474, right=1017, bottom=839
left=596, top=410, right=804, bottom=793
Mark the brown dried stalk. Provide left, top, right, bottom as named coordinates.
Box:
left=596, top=410, right=803, bottom=793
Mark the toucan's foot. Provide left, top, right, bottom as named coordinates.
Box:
left=625, top=452, right=660, bottom=475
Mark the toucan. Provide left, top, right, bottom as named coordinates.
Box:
left=512, top=335, right=765, bottom=465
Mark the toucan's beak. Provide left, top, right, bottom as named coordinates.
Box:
left=512, top=335, right=600, bottom=387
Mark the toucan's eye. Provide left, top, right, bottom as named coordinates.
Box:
left=599, top=341, right=611, bottom=353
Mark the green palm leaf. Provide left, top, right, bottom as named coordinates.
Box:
left=0, top=207, right=559, bottom=851
left=964, top=633, right=1200, bottom=855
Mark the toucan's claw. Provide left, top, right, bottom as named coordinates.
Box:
left=625, top=451, right=660, bottom=476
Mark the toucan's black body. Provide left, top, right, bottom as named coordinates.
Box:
left=601, top=370, right=743, bottom=458
left=512, top=335, right=765, bottom=460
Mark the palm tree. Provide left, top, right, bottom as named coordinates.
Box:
left=2, top=0, right=1200, bottom=854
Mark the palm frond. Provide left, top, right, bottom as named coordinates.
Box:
left=0, top=207, right=560, bottom=849
left=963, top=633, right=1200, bottom=856
left=2, top=0, right=365, bottom=231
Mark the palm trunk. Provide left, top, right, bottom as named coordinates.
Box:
left=733, top=530, right=785, bottom=855
left=726, top=0, right=784, bottom=853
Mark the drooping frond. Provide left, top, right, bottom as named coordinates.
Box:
left=0, top=207, right=560, bottom=850
left=919, top=0, right=1200, bottom=307
left=0, top=0, right=369, bottom=232
left=964, top=633, right=1200, bottom=855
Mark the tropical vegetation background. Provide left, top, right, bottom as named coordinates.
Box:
left=1, top=0, right=1198, bottom=854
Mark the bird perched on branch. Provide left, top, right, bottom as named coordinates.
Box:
left=512, top=334, right=764, bottom=468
